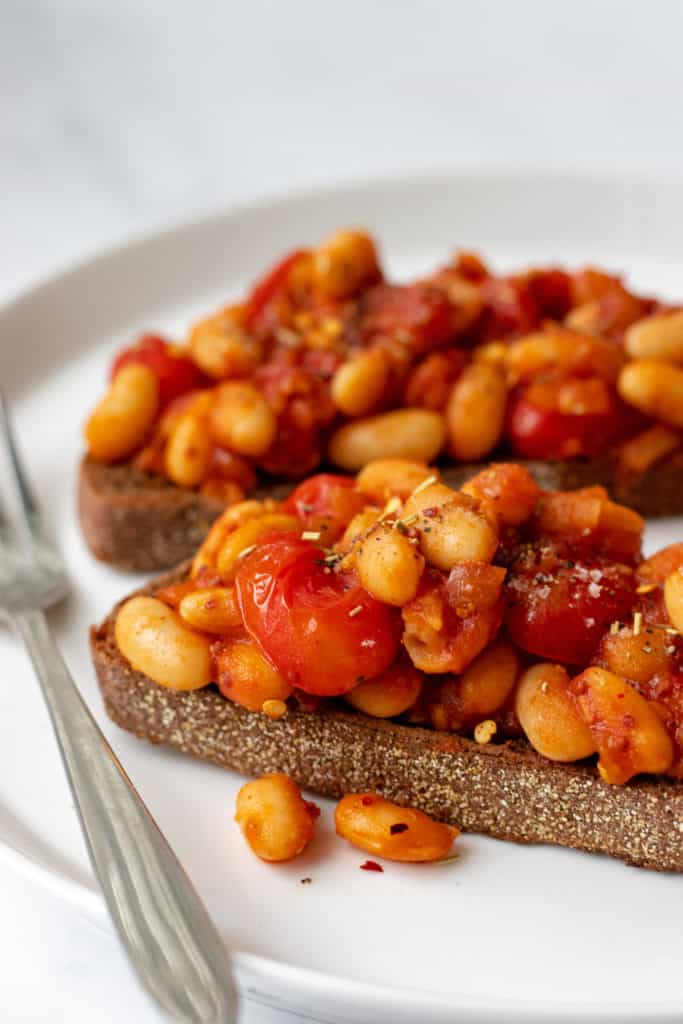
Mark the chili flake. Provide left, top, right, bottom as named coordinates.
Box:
left=360, top=860, right=384, bottom=872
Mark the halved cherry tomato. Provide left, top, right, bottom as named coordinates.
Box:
left=243, top=249, right=310, bottom=331
left=283, top=474, right=366, bottom=544
left=237, top=534, right=401, bottom=694
left=360, top=283, right=454, bottom=353
left=505, top=554, right=635, bottom=665
left=506, top=381, right=636, bottom=460
left=111, top=335, right=204, bottom=409
left=236, top=533, right=401, bottom=696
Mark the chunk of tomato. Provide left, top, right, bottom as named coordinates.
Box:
left=477, top=275, right=540, bottom=342
left=253, top=349, right=336, bottom=478
left=525, top=268, right=573, bottom=321
left=243, top=249, right=310, bottom=331
left=505, top=557, right=635, bottom=665
left=283, top=474, right=366, bottom=543
left=111, top=335, right=204, bottom=408
left=506, top=382, right=632, bottom=460
left=360, top=283, right=454, bottom=353
left=236, top=534, right=402, bottom=696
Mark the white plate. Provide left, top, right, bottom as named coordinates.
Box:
left=1, top=169, right=683, bottom=1024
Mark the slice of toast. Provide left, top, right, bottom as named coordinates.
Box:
left=78, top=459, right=227, bottom=572
left=90, top=566, right=683, bottom=872
left=79, top=452, right=683, bottom=571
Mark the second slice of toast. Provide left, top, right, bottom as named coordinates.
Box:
left=80, top=452, right=683, bottom=571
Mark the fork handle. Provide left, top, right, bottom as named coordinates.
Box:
left=14, top=609, right=238, bottom=1023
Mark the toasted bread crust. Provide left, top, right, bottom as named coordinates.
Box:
left=79, top=453, right=683, bottom=571
left=78, top=458, right=227, bottom=571
left=90, top=565, right=683, bottom=871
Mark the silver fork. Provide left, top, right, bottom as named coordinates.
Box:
left=0, top=394, right=238, bottom=1023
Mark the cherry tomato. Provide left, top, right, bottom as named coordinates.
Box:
left=505, top=555, right=635, bottom=665
left=111, top=335, right=204, bottom=409
left=244, top=249, right=310, bottom=331
left=506, top=382, right=632, bottom=460
left=283, top=474, right=366, bottom=543
left=360, top=283, right=454, bottom=353
left=236, top=533, right=402, bottom=696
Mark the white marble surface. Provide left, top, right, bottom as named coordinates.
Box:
left=2, top=1, right=683, bottom=1020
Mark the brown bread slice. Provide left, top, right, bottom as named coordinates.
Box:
left=78, top=458, right=227, bottom=572
left=79, top=452, right=683, bottom=571
left=90, top=566, right=683, bottom=872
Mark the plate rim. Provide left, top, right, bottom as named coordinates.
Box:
left=0, top=835, right=681, bottom=1024
left=2, top=164, right=683, bottom=1021
left=3, top=159, right=683, bottom=313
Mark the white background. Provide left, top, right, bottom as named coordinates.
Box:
left=2, top=1, right=683, bottom=1020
